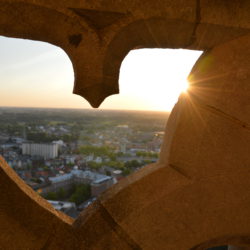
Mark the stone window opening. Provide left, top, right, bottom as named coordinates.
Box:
left=1, top=25, right=249, bottom=250
left=0, top=36, right=203, bottom=220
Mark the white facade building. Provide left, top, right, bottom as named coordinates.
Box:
left=22, top=143, right=58, bottom=159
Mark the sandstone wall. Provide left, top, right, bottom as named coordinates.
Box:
left=0, top=1, right=249, bottom=249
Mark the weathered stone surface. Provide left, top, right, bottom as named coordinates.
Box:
left=161, top=99, right=250, bottom=179
left=189, top=23, right=250, bottom=50
left=200, top=0, right=250, bottom=29
left=189, top=34, right=250, bottom=125
left=0, top=1, right=250, bottom=249
left=73, top=201, right=137, bottom=250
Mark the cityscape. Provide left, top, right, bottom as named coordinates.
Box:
left=0, top=107, right=169, bottom=218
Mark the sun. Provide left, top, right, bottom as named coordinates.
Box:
left=92, top=49, right=202, bottom=112
left=180, top=79, right=190, bottom=93
left=139, top=77, right=190, bottom=111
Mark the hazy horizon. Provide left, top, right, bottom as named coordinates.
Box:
left=0, top=105, right=170, bottom=113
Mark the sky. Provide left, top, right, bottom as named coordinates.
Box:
left=0, top=36, right=202, bottom=112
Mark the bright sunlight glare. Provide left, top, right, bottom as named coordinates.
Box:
left=101, top=49, right=203, bottom=111
left=0, top=36, right=203, bottom=112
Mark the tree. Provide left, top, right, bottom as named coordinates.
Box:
left=106, top=170, right=111, bottom=176
left=124, top=160, right=141, bottom=169
left=57, top=188, right=66, bottom=200
left=106, top=161, right=123, bottom=169
left=122, top=168, right=132, bottom=176
left=45, top=192, right=57, bottom=200
left=69, top=184, right=91, bottom=205
left=87, top=161, right=102, bottom=170
left=79, top=145, right=114, bottom=158
left=43, top=166, right=49, bottom=171
left=31, top=178, right=42, bottom=184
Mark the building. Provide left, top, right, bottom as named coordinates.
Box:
left=22, top=143, right=59, bottom=159
left=91, top=176, right=114, bottom=197
left=42, top=169, right=114, bottom=197
left=47, top=200, right=78, bottom=218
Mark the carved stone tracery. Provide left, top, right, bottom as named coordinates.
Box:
left=0, top=1, right=249, bottom=249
